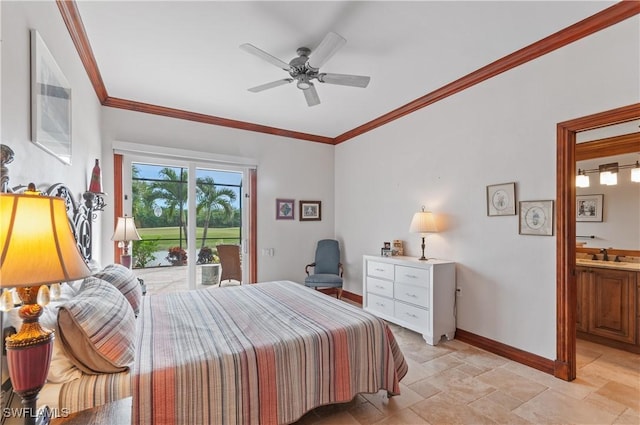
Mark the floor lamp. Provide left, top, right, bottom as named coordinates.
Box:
left=0, top=193, right=91, bottom=425
left=112, top=216, right=141, bottom=269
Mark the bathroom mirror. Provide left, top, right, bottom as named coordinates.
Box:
left=575, top=121, right=640, bottom=250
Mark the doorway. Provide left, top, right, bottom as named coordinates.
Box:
left=114, top=150, right=256, bottom=293
left=555, top=103, right=640, bottom=381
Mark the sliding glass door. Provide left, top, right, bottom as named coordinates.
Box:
left=124, top=156, right=248, bottom=293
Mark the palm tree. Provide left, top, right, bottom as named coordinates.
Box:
left=132, top=165, right=157, bottom=226
left=196, top=176, right=236, bottom=248
left=151, top=168, right=188, bottom=246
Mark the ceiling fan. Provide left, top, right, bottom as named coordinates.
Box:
left=240, top=32, right=370, bottom=107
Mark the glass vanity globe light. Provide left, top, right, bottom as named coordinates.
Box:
left=576, top=170, right=589, bottom=188
left=599, top=171, right=617, bottom=185
left=631, top=163, right=640, bottom=182
left=607, top=172, right=617, bottom=185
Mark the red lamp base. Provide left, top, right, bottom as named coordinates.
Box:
left=120, top=254, right=133, bottom=269
left=5, top=287, right=54, bottom=425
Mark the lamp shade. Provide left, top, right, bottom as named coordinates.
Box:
left=0, top=193, right=91, bottom=288
left=409, top=209, right=438, bottom=235
left=112, top=216, right=141, bottom=242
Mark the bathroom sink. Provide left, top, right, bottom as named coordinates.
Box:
left=576, top=258, right=609, bottom=263
left=576, top=258, right=640, bottom=270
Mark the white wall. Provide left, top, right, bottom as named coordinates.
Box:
left=576, top=153, right=640, bottom=250
left=335, top=17, right=639, bottom=360
left=100, top=108, right=335, bottom=283
left=1, top=1, right=103, bottom=256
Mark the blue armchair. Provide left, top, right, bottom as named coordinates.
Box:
left=304, top=239, right=344, bottom=299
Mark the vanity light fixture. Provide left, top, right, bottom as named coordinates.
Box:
left=576, top=161, right=640, bottom=186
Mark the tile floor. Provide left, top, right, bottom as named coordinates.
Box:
left=136, top=267, right=640, bottom=425
left=294, top=327, right=639, bottom=425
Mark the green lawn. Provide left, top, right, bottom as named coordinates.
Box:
left=138, top=227, right=240, bottom=250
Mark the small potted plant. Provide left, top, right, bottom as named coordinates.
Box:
left=166, top=246, right=187, bottom=266
left=197, top=247, right=214, bottom=264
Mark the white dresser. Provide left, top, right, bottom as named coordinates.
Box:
left=363, top=255, right=456, bottom=345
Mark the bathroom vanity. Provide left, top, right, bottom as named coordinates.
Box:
left=575, top=258, right=640, bottom=353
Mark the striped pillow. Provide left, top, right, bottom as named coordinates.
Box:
left=57, top=276, right=136, bottom=374
left=93, top=263, right=142, bottom=316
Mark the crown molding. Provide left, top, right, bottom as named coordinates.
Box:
left=57, top=0, right=639, bottom=145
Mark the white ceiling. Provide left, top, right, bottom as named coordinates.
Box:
left=75, top=1, right=616, bottom=139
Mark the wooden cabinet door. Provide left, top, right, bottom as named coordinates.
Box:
left=575, top=267, right=591, bottom=333
left=588, top=269, right=636, bottom=344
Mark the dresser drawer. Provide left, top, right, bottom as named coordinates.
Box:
left=368, top=293, right=394, bottom=317
left=367, top=277, right=394, bottom=298
left=395, top=301, right=429, bottom=329
left=368, top=261, right=394, bottom=280
left=395, top=265, right=431, bottom=286
left=395, top=282, right=429, bottom=307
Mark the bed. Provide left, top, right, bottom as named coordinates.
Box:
left=39, top=275, right=407, bottom=424
left=133, top=280, right=407, bottom=424
left=0, top=159, right=408, bottom=424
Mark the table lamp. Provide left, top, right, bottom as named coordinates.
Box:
left=112, top=216, right=141, bottom=269
left=0, top=193, right=91, bottom=425
left=409, top=206, right=438, bottom=260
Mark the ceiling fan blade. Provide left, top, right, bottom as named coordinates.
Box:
left=307, top=32, right=346, bottom=70
left=248, top=79, right=293, bottom=93
left=240, top=43, right=290, bottom=71
left=303, top=84, right=321, bottom=107
left=318, top=73, right=370, bottom=88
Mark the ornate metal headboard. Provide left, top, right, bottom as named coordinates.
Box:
left=0, top=144, right=94, bottom=261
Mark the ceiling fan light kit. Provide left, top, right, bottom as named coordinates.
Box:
left=241, top=32, right=371, bottom=106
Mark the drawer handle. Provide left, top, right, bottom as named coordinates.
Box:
left=375, top=302, right=386, bottom=307
left=376, top=285, right=385, bottom=289
left=405, top=293, right=418, bottom=298
left=405, top=274, right=418, bottom=279
left=375, top=268, right=385, bottom=272
left=405, top=312, right=419, bottom=319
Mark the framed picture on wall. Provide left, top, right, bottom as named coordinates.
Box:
left=276, top=199, right=295, bottom=220
left=487, top=182, right=516, bottom=216
left=519, top=200, right=554, bottom=236
left=31, top=30, right=72, bottom=165
left=576, top=194, right=603, bottom=222
left=299, top=200, right=321, bottom=221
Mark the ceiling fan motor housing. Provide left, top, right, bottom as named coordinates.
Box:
left=289, top=47, right=319, bottom=89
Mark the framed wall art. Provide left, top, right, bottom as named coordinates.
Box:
left=276, top=199, right=294, bottom=220
left=31, top=30, right=72, bottom=165
left=299, top=200, right=321, bottom=221
left=487, top=182, right=516, bottom=216
left=576, top=194, right=603, bottom=222
left=519, top=200, right=554, bottom=236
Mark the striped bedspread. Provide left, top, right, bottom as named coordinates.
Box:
left=59, top=370, right=130, bottom=413
left=132, top=280, right=408, bottom=425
